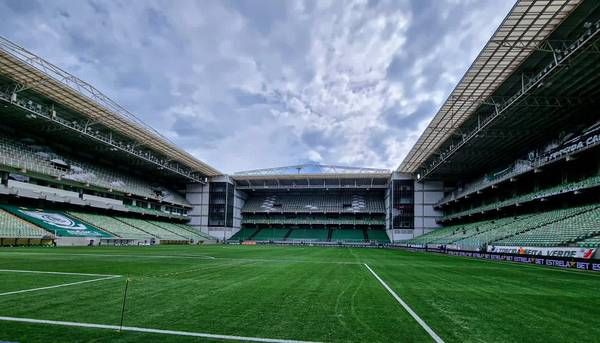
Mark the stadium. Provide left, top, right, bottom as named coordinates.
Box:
left=0, top=0, right=599, bottom=342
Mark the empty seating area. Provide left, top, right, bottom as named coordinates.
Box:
left=125, top=205, right=187, bottom=219
left=229, top=227, right=258, bottom=241
left=242, top=214, right=385, bottom=226
left=251, top=228, right=289, bottom=241
left=117, top=217, right=186, bottom=241
left=408, top=203, right=600, bottom=248
left=422, top=216, right=521, bottom=246
left=494, top=205, right=600, bottom=247
left=443, top=174, right=600, bottom=220
left=243, top=193, right=384, bottom=213
left=331, top=229, right=365, bottom=243
left=229, top=226, right=389, bottom=244
left=366, top=230, right=390, bottom=243
left=287, top=228, right=329, bottom=241
left=0, top=135, right=189, bottom=206
left=68, top=211, right=153, bottom=240
left=0, top=208, right=49, bottom=238
left=578, top=235, right=600, bottom=248
left=152, top=221, right=216, bottom=241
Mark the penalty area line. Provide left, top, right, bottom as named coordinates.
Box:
left=0, top=269, right=120, bottom=277
left=0, top=275, right=121, bottom=297
left=0, top=316, right=322, bottom=343
left=363, top=263, right=445, bottom=343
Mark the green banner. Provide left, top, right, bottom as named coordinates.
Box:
left=1, top=205, right=112, bottom=238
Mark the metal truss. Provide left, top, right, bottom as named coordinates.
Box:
left=418, top=18, right=600, bottom=180
left=233, top=164, right=390, bottom=176
left=0, top=89, right=206, bottom=183
left=0, top=36, right=169, bottom=142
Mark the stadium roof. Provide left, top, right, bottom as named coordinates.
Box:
left=234, top=164, right=390, bottom=177
left=0, top=36, right=220, bottom=178
left=399, top=0, right=584, bottom=175
left=232, top=164, right=390, bottom=189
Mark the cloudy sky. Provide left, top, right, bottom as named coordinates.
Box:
left=0, top=0, right=514, bottom=173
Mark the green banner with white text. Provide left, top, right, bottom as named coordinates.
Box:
left=1, top=205, right=112, bottom=238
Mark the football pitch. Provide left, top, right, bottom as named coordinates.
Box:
left=0, top=245, right=598, bottom=343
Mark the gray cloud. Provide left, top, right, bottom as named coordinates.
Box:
left=0, top=0, right=514, bottom=173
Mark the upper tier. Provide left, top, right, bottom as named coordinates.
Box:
left=243, top=193, right=385, bottom=214
left=0, top=134, right=189, bottom=206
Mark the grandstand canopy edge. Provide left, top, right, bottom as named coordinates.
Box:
left=0, top=37, right=220, bottom=179
left=398, top=0, right=598, bottom=181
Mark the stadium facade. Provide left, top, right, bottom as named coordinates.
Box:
left=0, top=0, right=599, bottom=258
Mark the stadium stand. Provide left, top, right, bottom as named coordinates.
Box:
left=251, top=228, right=289, bottom=241
left=0, top=208, right=49, bottom=238
left=578, top=235, right=600, bottom=248
left=116, top=217, right=187, bottom=241
left=442, top=174, right=600, bottom=220
left=243, top=193, right=384, bottom=213
left=330, top=229, right=365, bottom=243
left=366, top=229, right=391, bottom=243
left=493, top=205, right=600, bottom=247
left=68, top=212, right=154, bottom=240
left=241, top=214, right=385, bottom=226
left=0, top=134, right=190, bottom=209
left=229, top=227, right=259, bottom=241
left=286, top=228, right=329, bottom=242
left=151, top=221, right=216, bottom=241
left=407, top=204, right=600, bottom=249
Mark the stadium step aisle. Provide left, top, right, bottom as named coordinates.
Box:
left=0, top=209, right=49, bottom=238
left=330, top=229, right=365, bottom=243
left=116, top=217, right=187, bottom=241
left=68, top=212, right=154, bottom=240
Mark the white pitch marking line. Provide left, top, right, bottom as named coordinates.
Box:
left=0, top=252, right=359, bottom=265
left=0, top=251, right=217, bottom=261
left=0, top=269, right=120, bottom=277
left=0, top=275, right=121, bottom=297
left=364, top=263, right=445, bottom=343
left=0, top=316, right=322, bottom=343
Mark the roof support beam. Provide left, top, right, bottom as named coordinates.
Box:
left=418, top=18, right=600, bottom=180
left=0, top=89, right=206, bottom=183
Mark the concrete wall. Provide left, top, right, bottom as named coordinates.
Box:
left=185, top=182, right=209, bottom=234
left=413, top=180, right=443, bottom=237
left=388, top=172, right=413, bottom=241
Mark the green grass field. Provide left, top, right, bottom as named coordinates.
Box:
left=0, top=245, right=598, bottom=343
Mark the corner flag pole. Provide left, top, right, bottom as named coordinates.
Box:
left=119, top=276, right=130, bottom=332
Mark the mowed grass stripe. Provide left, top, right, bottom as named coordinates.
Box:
left=364, top=263, right=444, bottom=343
left=1, top=245, right=599, bottom=343
left=0, top=248, right=432, bottom=342
left=0, top=275, right=121, bottom=297
left=0, top=316, right=323, bottom=343
left=356, top=248, right=600, bottom=343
